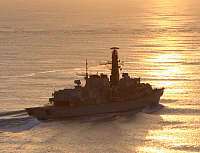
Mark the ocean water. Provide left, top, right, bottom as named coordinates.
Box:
left=0, top=0, right=200, bottom=152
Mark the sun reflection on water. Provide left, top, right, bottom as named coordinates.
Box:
left=140, top=30, right=191, bottom=100
left=144, top=51, right=186, bottom=99
left=149, top=53, right=182, bottom=63
left=134, top=1, right=200, bottom=151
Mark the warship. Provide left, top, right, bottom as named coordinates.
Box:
left=26, top=47, right=164, bottom=120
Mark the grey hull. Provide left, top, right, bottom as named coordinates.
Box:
left=26, top=89, right=163, bottom=120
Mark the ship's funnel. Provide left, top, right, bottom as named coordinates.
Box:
left=110, top=47, right=120, bottom=86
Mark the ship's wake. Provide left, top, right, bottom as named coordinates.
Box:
left=0, top=110, right=40, bottom=132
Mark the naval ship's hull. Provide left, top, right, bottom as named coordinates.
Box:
left=26, top=89, right=163, bottom=120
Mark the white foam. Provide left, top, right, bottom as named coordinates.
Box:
left=0, top=111, right=40, bottom=132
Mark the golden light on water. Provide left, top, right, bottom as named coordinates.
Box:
left=148, top=53, right=182, bottom=83
left=144, top=51, right=183, bottom=90
left=139, top=3, right=200, bottom=149
left=141, top=147, right=168, bottom=153
left=150, top=53, right=182, bottom=63
left=142, top=21, right=189, bottom=98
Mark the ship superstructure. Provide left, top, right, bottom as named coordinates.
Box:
left=49, top=47, right=162, bottom=107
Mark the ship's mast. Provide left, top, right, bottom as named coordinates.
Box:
left=85, top=59, right=88, bottom=79
left=110, top=47, right=120, bottom=87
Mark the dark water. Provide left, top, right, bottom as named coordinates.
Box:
left=0, top=0, right=200, bottom=152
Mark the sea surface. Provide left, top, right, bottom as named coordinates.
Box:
left=0, top=0, right=200, bottom=152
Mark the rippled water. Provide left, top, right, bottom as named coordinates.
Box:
left=0, top=0, right=200, bottom=152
